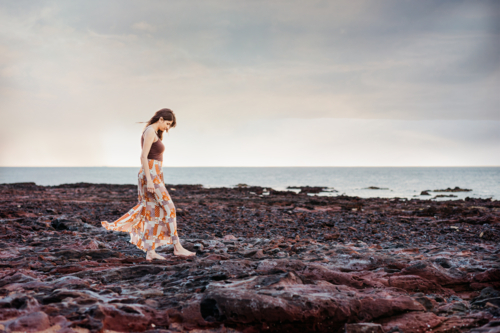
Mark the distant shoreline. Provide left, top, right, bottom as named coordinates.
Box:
left=1, top=167, right=498, bottom=200
left=2, top=181, right=498, bottom=202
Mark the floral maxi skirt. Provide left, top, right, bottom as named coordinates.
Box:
left=101, top=159, right=179, bottom=252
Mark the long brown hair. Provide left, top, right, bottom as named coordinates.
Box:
left=142, top=108, right=177, bottom=140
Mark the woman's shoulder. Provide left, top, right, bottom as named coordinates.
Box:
left=142, top=127, right=158, bottom=141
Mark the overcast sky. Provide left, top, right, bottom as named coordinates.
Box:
left=0, top=0, right=499, bottom=166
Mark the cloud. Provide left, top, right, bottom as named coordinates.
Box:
left=131, top=22, right=156, bottom=33
left=0, top=0, right=498, bottom=166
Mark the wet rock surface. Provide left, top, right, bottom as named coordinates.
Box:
left=0, top=182, right=499, bottom=332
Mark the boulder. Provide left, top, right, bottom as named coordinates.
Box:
left=6, top=311, right=51, bottom=332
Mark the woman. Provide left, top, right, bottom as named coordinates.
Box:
left=101, top=108, right=196, bottom=260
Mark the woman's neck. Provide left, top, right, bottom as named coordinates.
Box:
left=149, top=123, right=160, bottom=132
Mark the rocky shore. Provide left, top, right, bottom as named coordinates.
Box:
left=0, top=182, right=499, bottom=333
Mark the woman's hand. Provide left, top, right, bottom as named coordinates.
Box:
left=147, top=179, right=155, bottom=193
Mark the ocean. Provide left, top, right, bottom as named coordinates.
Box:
left=0, top=167, right=498, bottom=200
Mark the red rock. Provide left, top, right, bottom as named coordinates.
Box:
left=300, top=263, right=365, bottom=289
left=82, top=239, right=100, bottom=250
left=376, top=312, right=446, bottom=333
left=401, top=248, right=420, bottom=253
left=433, top=316, right=484, bottom=333
left=471, top=282, right=500, bottom=290
left=173, top=294, right=212, bottom=330
left=6, top=311, right=51, bottom=332
left=324, top=233, right=340, bottom=240
left=357, top=296, right=425, bottom=322
left=204, top=254, right=230, bottom=261
left=251, top=249, right=264, bottom=259
left=414, top=295, right=438, bottom=311
left=470, top=320, right=500, bottom=333
left=436, top=301, right=470, bottom=314
left=388, top=275, right=445, bottom=293
left=83, top=303, right=169, bottom=332
left=400, top=262, right=469, bottom=290
left=345, top=323, right=384, bottom=333
left=201, top=280, right=424, bottom=331
left=474, top=269, right=500, bottom=283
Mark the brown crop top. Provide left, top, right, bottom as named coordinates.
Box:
left=141, top=130, right=165, bottom=162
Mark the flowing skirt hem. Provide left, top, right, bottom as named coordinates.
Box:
left=100, top=159, right=179, bottom=253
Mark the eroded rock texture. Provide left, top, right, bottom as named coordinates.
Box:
left=0, top=182, right=499, bottom=332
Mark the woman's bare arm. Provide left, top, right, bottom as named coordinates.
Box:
left=140, top=127, right=157, bottom=192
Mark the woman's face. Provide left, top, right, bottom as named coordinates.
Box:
left=160, top=119, right=173, bottom=131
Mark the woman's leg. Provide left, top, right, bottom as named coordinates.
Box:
left=142, top=164, right=169, bottom=260
left=153, top=183, right=195, bottom=256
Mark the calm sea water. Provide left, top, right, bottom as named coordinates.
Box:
left=0, top=167, right=498, bottom=200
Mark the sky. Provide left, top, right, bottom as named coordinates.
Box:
left=0, top=0, right=499, bottom=167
